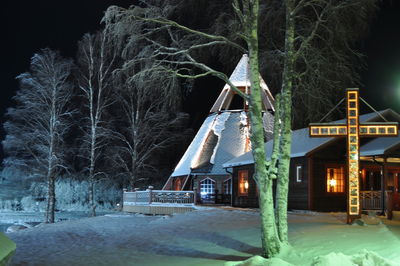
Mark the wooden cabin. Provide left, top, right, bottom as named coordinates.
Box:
left=223, top=109, right=400, bottom=213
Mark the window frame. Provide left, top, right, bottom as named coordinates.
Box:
left=296, top=165, right=303, bottom=183
left=200, top=177, right=215, bottom=197
left=325, top=165, right=345, bottom=194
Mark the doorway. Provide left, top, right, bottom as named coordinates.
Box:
left=387, top=171, right=400, bottom=211
left=200, top=178, right=216, bottom=203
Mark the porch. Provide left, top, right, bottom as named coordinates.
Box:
left=123, top=187, right=195, bottom=215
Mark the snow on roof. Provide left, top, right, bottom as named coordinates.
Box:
left=223, top=128, right=332, bottom=168
left=210, top=112, right=231, bottom=164
left=223, top=109, right=400, bottom=168
left=228, top=54, right=251, bottom=87
left=209, top=54, right=275, bottom=113
left=191, top=112, right=251, bottom=175
left=172, top=111, right=274, bottom=176
left=171, top=114, right=216, bottom=177
left=204, top=112, right=248, bottom=175
left=360, top=136, right=400, bottom=156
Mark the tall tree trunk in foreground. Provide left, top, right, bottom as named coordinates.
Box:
left=243, top=0, right=282, bottom=256
left=275, top=0, right=294, bottom=244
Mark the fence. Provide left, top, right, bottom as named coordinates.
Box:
left=360, top=191, right=382, bottom=210
left=123, top=188, right=195, bottom=206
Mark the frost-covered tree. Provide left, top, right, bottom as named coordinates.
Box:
left=3, top=48, right=74, bottom=223
left=113, top=0, right=377, bottom=129
left=75, top=30, right=116, bottom=216
left=110, top=63, right=189, bottom=190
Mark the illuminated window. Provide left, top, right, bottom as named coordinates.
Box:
left=296, top=165, right=302, bottom=183
left=326, top=167, right=345, bottom=193
left=200, top=178, right=215, bottom=196
left=238, top=170, right=249, bottom=196
left=224, top=178, right=232, bottom=195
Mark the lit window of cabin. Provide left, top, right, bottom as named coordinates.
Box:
left=326, top=167, right=345, bottom=193
left=238, top=170, right=249, bottom=196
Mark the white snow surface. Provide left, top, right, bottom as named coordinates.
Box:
left=5, top=208, right=400, bottom=266
left=210, top=112, right=231, bottom=164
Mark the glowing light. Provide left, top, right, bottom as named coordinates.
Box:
left=329, top=179, right=337, bottom=187
left=244, top=181, right=249, bottom=190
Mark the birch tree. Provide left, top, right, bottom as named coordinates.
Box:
left=3, top=48, right=74, bottom=223
left=76, top=30, right=116, bottom=216
left=110, top=63, right=189, bottom=190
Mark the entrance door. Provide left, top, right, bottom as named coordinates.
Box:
left=387, top=172, right=400, bottom=210
left=200, top=178, right=215, bottom=203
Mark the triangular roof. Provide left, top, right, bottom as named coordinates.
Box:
left=169, top=55, right=275, bottom=179
left=223, top=109, right=400, bottom=168
left=210, top=54, right=275, bottom=113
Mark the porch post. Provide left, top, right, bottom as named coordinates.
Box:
left=382, top=157, right=387, bottom=215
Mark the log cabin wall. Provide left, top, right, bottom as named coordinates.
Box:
left=288, top=157, right=309, bottom=210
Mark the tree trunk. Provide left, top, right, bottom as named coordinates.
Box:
left=130, top=164, right=137, bottom=191
left=46, top=174, right=56, bottom=223
left=276, top=0, right=294, bottom=243
left=246, top=0, right=281, bottom=258
left=88, top=126, right=97, bottom=217
left=88, top=175, right=96, bottom=217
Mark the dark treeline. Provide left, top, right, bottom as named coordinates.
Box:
left=1, top=0, right=378, bottom=222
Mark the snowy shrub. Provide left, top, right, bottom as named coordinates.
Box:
left=0, top=178, right=122, bottom=211
left=53, top=178, right=122, bottom=211
left=312, top=250, right=398, bottom=266
left=0, top=199, right=23, bottom=211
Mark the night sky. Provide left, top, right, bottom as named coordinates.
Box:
left=1, top=1, right=400, bottom=159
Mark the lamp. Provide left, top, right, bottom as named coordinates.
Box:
left=329, top=178, right=337, bottom=187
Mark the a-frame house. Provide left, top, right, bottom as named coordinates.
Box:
left=163, top=54, right=275, bottom=204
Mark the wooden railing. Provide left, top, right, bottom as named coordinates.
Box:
left=360, top=191, right=382, bottom=210
left=123, top=187, right=195, bottom=207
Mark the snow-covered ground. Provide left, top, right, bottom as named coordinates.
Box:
left=5, top=207, right=400, bottom=266
left=0, top=211, right=115, bottom=233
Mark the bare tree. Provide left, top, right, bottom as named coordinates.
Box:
left=75, top=30, right=116, bottom=216
left=3, top=48, right=74, bottom=223
left=111, top=63, right=189, bottom=189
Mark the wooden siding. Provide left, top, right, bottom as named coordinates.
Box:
left=288, top=157, right=309, bottom=210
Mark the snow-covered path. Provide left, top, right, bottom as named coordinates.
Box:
left=5, top=207, right=400, bottom=266
left=7, top=208, right=261, bottom=266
